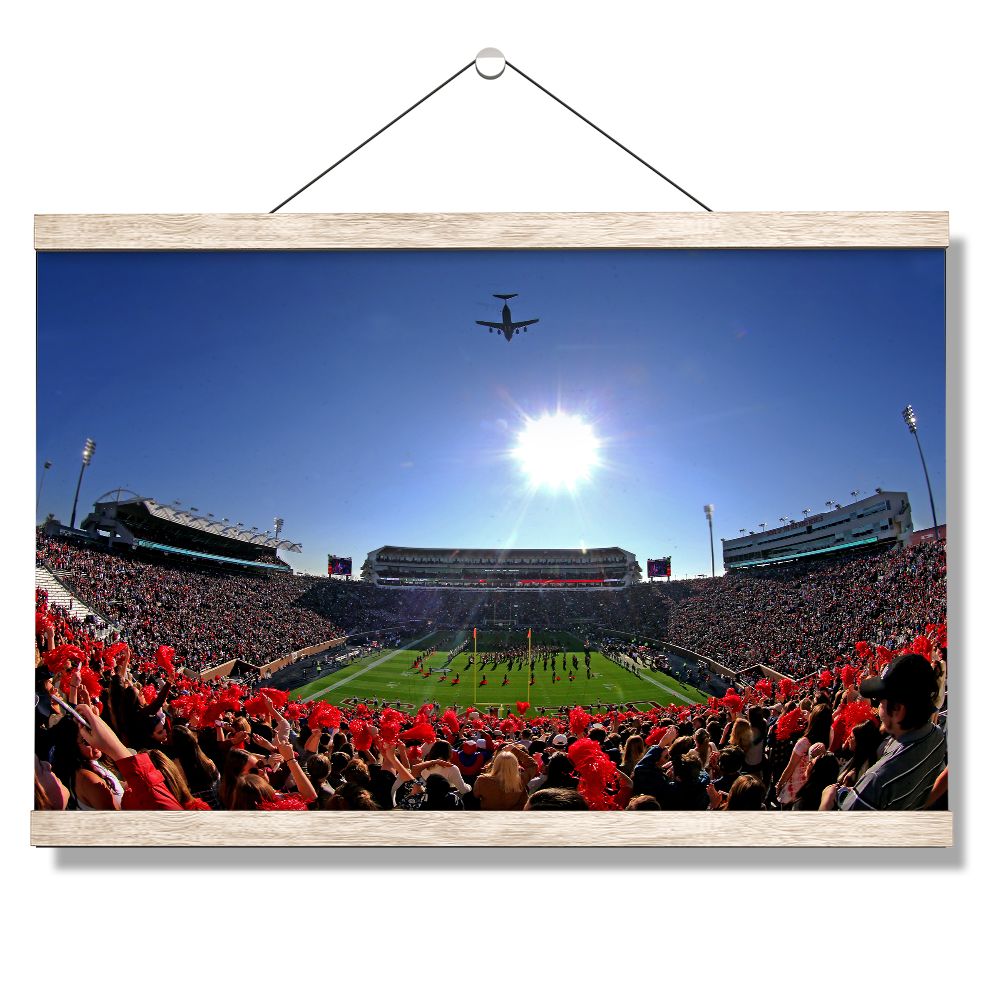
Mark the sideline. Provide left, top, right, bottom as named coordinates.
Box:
left=304, top=632, right=438, bottom=700
left=634, top=666, right=701, bottom=705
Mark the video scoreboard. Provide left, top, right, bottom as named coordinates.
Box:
left=647, top=557, right=671, bottom=579
left=328, top=555, right=352, bottom=576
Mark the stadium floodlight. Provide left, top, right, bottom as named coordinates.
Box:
left=274, top=517, right=284, bottom=539
left=739, top=528, right=746, bottom=535
left=825, top=501, right=835, bottom=509
left=902, top=404, right=940, bottom=541
left=851, top=490, right=860, bottom=499
left=802, top=509, right=811, bottom=515
left=36, top=460, right=52, bottom=517
left=703, top=504, right=716, bottom=578
left=69, top=439, right=96, bottom=529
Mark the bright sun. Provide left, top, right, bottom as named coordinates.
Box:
left=513, top=412, right=599, bottom=489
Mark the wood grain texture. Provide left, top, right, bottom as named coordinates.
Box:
left=34, top=212, right=948, bottom=250
left=30, top=810, right=951, bottom=848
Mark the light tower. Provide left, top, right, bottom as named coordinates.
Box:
left=703, top=504, right=715, bottom=577
left=903, top=404, right=940, bottom=541
left=274, top=517, right=284, bottom=539
left=36, top=460, right=52, bottom=517
left=69, top=439, right=96, bottom=529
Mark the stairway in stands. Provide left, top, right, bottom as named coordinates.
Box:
left=35, top=563, right=115, bottom=638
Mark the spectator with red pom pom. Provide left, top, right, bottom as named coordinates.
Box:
left=822, top=654, right=945, bottom=811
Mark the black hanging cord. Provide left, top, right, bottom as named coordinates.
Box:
left=504, top=61, right=711, bottom=212
left=269, top=60, right=476, bottom=213
left=269, top=56, right=711, bottom=213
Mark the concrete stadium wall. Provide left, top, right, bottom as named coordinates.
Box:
left=589, top=627, right=735, bottom=679
left=259, top=637, right=346, bottom=677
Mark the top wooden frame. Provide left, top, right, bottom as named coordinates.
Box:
left=34, top=211, right=949, bottom=251
left=31, top=211, right=951, bottom=848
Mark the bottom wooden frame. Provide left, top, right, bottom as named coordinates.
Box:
left=31, top=811, right=952, bottom=847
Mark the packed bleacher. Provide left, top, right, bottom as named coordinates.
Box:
left=33, top=535, right=947, bottom=813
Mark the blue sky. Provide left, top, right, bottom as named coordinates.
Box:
left=36, top=248, right=945, bottom=577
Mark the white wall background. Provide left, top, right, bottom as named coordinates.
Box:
left=6, top=2, right=995, bottom=995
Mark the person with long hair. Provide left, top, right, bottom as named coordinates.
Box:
left=230, top=742, right=316, bottom=809
left=725, top=774, right=766, bottom=810
left=531, top=751, right=578, bottom=793
left=218, top=748, right=257, bottom=809
left=838, top=719, right=885, bottom=787
left=745, top=707, right=768, bottom=778
left=49, top=716, right=124, bottom=810
left=474, top=744, right=538, bottom=810
left=146, top=749, right=207, bottom=809
left=792, top=751, right=841, bottom=810
left=170, top=725, right=221, bottom=809
left=620, top=733, right=648, bottom=777
left=775, top=705, right=833, bottom=807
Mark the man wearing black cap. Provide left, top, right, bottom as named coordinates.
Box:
left=821, top=653, right=946, bottom=811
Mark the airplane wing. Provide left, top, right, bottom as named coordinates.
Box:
left=511, top=318, right=540, bottom=327
left=475, top=320, right=501, bottom=327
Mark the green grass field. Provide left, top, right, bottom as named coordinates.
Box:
left=290, top=630, right=707, bottom=713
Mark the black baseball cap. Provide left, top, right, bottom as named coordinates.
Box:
left=859, top=653, right=936, bottom=704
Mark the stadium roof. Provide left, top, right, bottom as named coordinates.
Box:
left=87, top=493, right=301, bottom=560
left=371, top=545, right=632, bottom=559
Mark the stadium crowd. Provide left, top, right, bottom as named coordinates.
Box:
left=33, top=529, right=947, bottom=813
left=34, top=575, right=947, bottom=813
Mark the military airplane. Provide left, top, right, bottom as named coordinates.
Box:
left=476, top=294, right=539, bottom=342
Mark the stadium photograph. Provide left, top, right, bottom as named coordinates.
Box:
left=34, top=246, right=946, bottom=817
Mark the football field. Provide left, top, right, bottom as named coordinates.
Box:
left=290, top=630, right=707, bottom=713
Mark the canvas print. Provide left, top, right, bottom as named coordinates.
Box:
left=33, top=247, right=947, bottom=818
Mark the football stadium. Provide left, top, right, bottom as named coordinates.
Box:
left=34, top=487, right=947, bottom=813
left=34, top=246, right=947, bottom=814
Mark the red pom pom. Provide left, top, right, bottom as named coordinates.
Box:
left=645, top=726, right=668, bottom=746
left=257, top=793, right=310, bottom=810
left=839, top=665, right=858, bottom=687
left=566, top=738, right=620, bottom=811
left=441, top=709, right=460, bottom=733
left=569, top=706, right=591, bottom=735
left=831, top=699, right=878, bottom=753
left=721, top=693, right=742, bottom=712
left=256, top=687, right=287, bottom=710
left=308, top=703, right=341, bottom=730
left=855, top=641, right=873, bottom=660
left=818, top=669, right=834, bottom=689
left=284, top=703, right=304, bottom=722
left=183, top=797, right=212, bottom=811
left=170, top=694, right=206, bottom=726
left=35, top=611, right=53, bottom=634
left=78, top=666, right=103, bottom=699
left=776, top=708, right=807, bottom=741
left=398, top=722, right=436, bottom=743
left=243, top=694, right=270, bottom=717
left=141, top=684, right=157, bottom=705
left=516, top=701, right=530, bottom=715
left=155, top=645, right=175, bottom=672
left=42, top=644, right=87, bottom=673
left=755, top=679, right=773, bottom=699
left=348, top=718, right=373, bottom=752
left=778, top=678, right=797, bottom=700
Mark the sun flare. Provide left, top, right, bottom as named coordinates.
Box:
left=513, top=412, right=599, bottom=489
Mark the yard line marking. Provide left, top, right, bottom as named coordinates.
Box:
left=307, top=633, right=437, bottom=699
